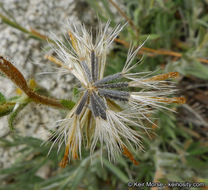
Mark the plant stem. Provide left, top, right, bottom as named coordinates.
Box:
left=114, top=38, right=208, bottom=64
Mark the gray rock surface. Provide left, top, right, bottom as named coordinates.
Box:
left=0, top=0, right=97, bottom=168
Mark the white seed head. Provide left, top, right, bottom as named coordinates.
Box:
left=49, top=21, right=185, bottom=167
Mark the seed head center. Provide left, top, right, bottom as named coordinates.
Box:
left=87, top=85, right=97, bottom=92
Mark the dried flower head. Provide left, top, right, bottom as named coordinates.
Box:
left=48, top=21, right=185, bottom=167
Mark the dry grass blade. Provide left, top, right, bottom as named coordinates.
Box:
left=108, top=0, right=138, bottom=34
left=114, top=38, right=208, bottom=64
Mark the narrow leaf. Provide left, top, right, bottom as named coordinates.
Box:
left=8, top=103, right=28, bottom=130
left=103, top=158, right=129, bottom=183
left=0, top=92, right=6, bottom=104
left=0, top=103, right=14, bottom=117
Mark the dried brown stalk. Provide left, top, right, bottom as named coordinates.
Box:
left=114, top=38, right=208, bottom=64
left=0, top=56, right=64, bottom=109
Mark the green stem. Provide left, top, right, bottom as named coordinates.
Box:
left=0, top=13, right=55, bottom=44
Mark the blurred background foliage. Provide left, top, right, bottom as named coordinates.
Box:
left=0, top=0, right=208, bottom=189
